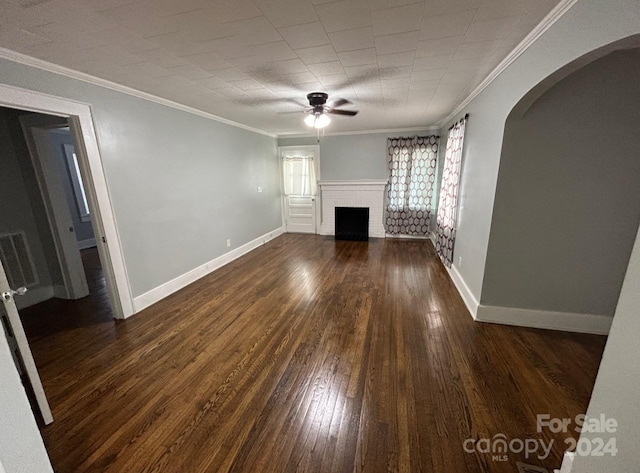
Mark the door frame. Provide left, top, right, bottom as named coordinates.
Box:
left=278, top=145, right=321, bottom=234
left=0, top=84, right=133, bottom=318
left=19, top=115, right=90, bottom=300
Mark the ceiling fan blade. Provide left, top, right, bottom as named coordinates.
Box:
left=329, top=98, right=351, bottom=108
left=278, top=109, right=312, bottom=115
left=234, top=97, right=308, bottom=107
left=285, top=99, right=309, bottom=108
left=327, top=109, right=359, bottom=116
left=331, top=66, right=402, bottom=91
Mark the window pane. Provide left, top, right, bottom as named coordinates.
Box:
left=71, top=152, right=90, bottom=217
left=283, top=156, right=316, bottom=196
left=63, top=143, right=90, bottom=220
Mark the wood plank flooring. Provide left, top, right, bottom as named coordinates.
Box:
left=21, top=247, right=113, bottom=339
left=20, top=234, right=607, bottom=473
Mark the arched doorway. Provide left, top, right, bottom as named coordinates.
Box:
left=478, top=41, right=640, bottom=334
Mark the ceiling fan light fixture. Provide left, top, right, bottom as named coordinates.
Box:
left=304, top=113, right=331, bottom=129
left=315, top=113, right=331, bottom=128
left=304, top=113, right=316, bottom=127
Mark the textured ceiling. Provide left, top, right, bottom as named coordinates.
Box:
left=0, top=0, right=562, bottom=135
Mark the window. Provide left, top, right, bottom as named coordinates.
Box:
left=385, top=136, right=439, bottom=236
left=282, top=156, right=317, bottom=196
left=62, top=143, right=90, bottom=222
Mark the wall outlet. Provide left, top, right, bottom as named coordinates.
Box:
left=257, top=186, right=263, bottom=193
left=458, top=256, right=463, bottom=267
left=226, top=239, right=231, bottom=247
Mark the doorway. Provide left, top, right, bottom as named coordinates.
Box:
left=0, top=105, right=117, bottom=424
left=0, top=86, right=135, bottom=435
left=0, top=84, right=133, bottom=319
left=280, top=145, right=320, bottom=234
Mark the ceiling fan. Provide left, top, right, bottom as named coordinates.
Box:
left=301, top=92, right=359, bottom=129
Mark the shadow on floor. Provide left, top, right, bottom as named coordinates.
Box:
left=19, top=247, right=114, bottom=339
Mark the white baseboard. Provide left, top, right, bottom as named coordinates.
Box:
left=444, top=263, right=480, bottom=319
left=385, top=233, right=430, bottom=240
left=132, top=227, right=284, bottom=313
left=15, top=285, right=54, bottom=309
left=440, top=260, right=611, bottom=335
left=77, top=237, right=97, bottom=250
left=476, top=304, right=612, bottom=335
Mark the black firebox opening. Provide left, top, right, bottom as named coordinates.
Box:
left=335, top=207, right=369, bottom=241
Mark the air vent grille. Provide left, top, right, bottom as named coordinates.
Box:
left=0, top=231, right=38, bottom=288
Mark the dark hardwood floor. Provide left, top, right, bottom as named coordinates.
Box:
left=20, top=247, right=113, bottom=339
left=19, top=235, right=606, bottom=473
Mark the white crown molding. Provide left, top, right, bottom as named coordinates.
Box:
left=0, top=47, right=277, bottom=138
left=277, top=125, right=441, bottom=139
left=437, top=0, right=580, bottom=128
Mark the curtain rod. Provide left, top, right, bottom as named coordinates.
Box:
left=449, top=113, right=469, bottom=130
left=390, top=134, right=440, bottom=139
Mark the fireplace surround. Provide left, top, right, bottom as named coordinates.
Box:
left=318, top=180, right=387, bottom=238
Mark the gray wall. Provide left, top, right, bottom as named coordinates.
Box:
left=438, top=0, right=640, bottom=305
left=573, top=222, right=640, bottom=473
left=278, top=130, right=442, bottom=231
left=48, top=128, right=95, bottom=243
left=0, top=108, right=62, bottom=293
left=278, top=130, right=438, bottom=181
left=0, top=59, right=281, bottom=298
left=0, top=328, right=53, bottom=473
left=481, top=49, right=640, bottom=316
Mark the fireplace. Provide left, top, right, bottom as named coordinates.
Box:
left=335, top=207, right=369, bottom=241
left=318, top=180, right=387, bottom=238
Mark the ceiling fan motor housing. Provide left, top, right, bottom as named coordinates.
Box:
left=307, top=92, right=328, bottom=114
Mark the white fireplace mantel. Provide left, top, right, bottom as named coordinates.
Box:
left=318, top=180, right=388, bottom=186
left=318, top=180, right=388, bottom=238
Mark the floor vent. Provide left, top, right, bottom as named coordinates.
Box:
left=0, top=231, right=38, bottom=288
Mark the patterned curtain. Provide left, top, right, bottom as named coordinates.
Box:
left=385, top=136, right=439, bottom=235
left=436, top=115, right=468, bottom=267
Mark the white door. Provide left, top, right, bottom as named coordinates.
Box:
left=285, top=195, right=316, bottom=233
left=0, top=260, right=53, bottom=424
left=20, top=115, right=89, bottom=300
left=281, top=150, right=318, bottom=234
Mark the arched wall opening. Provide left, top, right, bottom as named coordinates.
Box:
left=478, top=42, right=640, bottom=333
